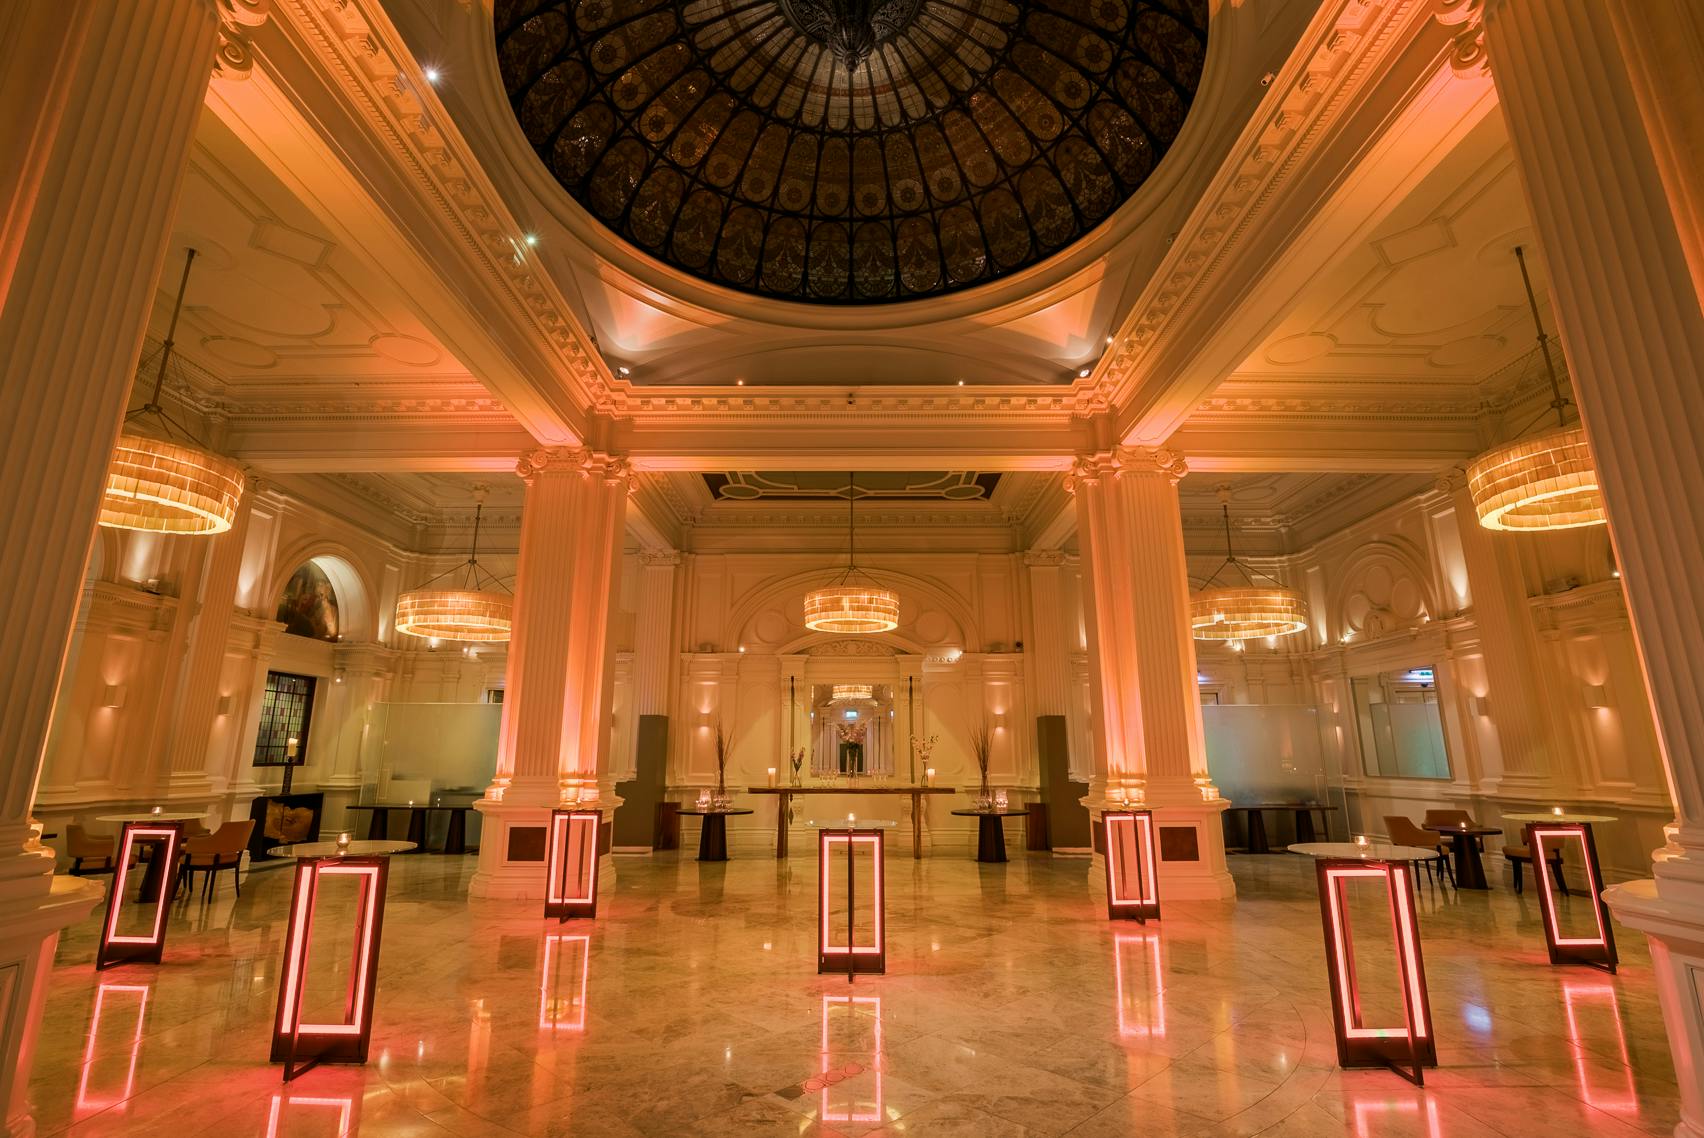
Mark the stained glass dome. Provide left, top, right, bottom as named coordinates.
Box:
left=494, top=0, right=1208, bottom=303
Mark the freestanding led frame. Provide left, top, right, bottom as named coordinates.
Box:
left=96, top=823, right=186, bottom=970
left=818, top=828, right=885, bottom=978
left=1102, top=810, right=1159, bottom=922
left=1527, top=822, right=1617, bottom=971
left=271, top=855, right=390, bottom=1080
left=545, top=809, right=602, bottom=921
left=1315, top=858, right=1435, bottom=1085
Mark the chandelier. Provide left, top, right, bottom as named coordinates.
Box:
left=830, top=684, right=875, bottom=702
left=804, top=473, right=899, bottom=634
left=1466, top=246, right=1605, bottom=532
left=394, top=494, right=513, bottom=642
left=1190, top=492, right=1308, bottom=643
left=100, top=249, right=245, bottom=535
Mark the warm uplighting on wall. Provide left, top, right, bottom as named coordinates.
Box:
left=100, top=250, right=244, bottom=537
left=395, top=495, right=512, bottom=642
left=1467, top=247, right=1605, bottom=533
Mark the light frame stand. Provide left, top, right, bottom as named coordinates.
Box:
left=270, top=854, right=391, bottom=1081
left=545, top=809, right=603, bottom=922
left=96, top=822, right=186, bottom=970
left=1101, top=809, right=1160, bottom=922
left=1315, top=857, right=1436, bottom=1085
left=818, top=827, right=886, bottom=978
left=1527, top=822, right=1618, bottom=972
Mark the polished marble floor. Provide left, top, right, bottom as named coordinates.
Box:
left=32, top=850, right=1681, bottom=1137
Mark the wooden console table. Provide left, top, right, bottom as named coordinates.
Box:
left=748, top=786, right=954, bottom=859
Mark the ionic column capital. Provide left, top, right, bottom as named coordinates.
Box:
left=639, top=548, right=682, bottom=568
left=516, top=446, right=632, bottom=487
left=1435, top=0, right=1491, bottom=77
left=1023, top=549, right=1067, bottom=568
left=212, top=0, right=270, bottom=81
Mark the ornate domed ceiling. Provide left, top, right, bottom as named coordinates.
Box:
left=494, top=0, right=1208, bottom=304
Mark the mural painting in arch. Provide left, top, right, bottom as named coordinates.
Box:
left=276, top=561, right=340, bottom=641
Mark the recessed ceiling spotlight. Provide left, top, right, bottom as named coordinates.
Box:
left=617, top=365, right=631, bottom=376
left=1078, top=367, right=1092, bottom=378
left=423, top=66, right=442, bottom=85
left=736, top=378, right=745, bottom=386
left=523, top=233, right=539, bottom=247
left=957, top=379, right=965, bottom=386
left=1105, top=334, right=1114, bottom=345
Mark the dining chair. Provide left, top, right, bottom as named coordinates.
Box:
left=1422, top=808, right=1486, bottom=853
left=1502, top=842, right=1569, bottom=896
left=1384, top=816, right=1455, bottom=888
left=66, top=824, right=117, bottom=875
left=177, top=820, right=255, bottom=900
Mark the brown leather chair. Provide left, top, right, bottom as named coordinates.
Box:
left=67, top=824, right=117, bottom=875
left=1503, top=843, right=1568, bottom=896
left=178, top=820, right=255, bottom=899
left=1384, top=816, right=1455, bottom=888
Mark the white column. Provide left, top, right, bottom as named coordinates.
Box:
left=632, top=550, right=679, bottom=717
left=1450, top=1, right=1704, bottom=1132
left=1024, top=550, right=1071, bottom=718
left=471, top=448, right=629, bottom=900
left=1072, top=448, right=1232, bottom=900
left=0, top=2, right=224, bottom=1134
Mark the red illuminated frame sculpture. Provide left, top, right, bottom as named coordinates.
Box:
left=270, top=854, right=390, bottom=1081
left=545, top=809, right=602, bottom=921
left=96, top=822, right=186, bottom=970
left=818, top=828, right=885, bottom=978
left=1527, top=822, right=1618, bottom=972
left=1316, top=858, right=1435, bottom=1085
left=1102, top=810, right=1160, bottom=922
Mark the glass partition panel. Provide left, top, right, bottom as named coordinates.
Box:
left=1352, top=668, right=1451, bottom=780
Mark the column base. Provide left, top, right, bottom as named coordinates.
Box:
left=1605, top=877, right=1704, bottom=1138
left=2, top=872, right=104, bottom=1138
left=1087, top=796, right=1236, bottom=902
left=469, top=797, right=613, bottom=902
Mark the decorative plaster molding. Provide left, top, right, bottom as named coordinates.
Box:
left=805, top=640, right=899, bottom=657
left=639, top=549, right=682, bottom=568
left=1024, top=550, right=1067, bottom=568
left=1434, top=0, right=1490, bottom=77
left=516, top=447, right=631, bottom=486
left=1090, top=0, right=1430, bottom=413
left=213, top=0, right=271, bottom=82
left=1071, top=447, right=1189, bottom=491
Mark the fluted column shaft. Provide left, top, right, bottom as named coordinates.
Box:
left=633, top=551, right=680, bottom=717
left=473, top=448, right=629, bottom=900
left=0, top=3, right=221, bottom=1135
left=1073, top=448, right=1232, bottom=900
left=1466, top=2, right=1704, bottom=1131
left=1023, top=550, right=1070, bottom=718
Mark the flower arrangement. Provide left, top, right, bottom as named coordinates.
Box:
left=836, top=720, right=867, bottom=744
left=789, top=747, right=805, bottom=786
left=713, top=720, right=729, bottom=805
left=968, top=720, right=993, bottom=805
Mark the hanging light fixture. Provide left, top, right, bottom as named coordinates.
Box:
left=1190, top=489, right=1308, bottom=642
left=830, top=684, right=875, bottom=702
left=100, top=249, right=245, bottom=535
left=804, top=473, right=899, bottom=634
left=394, top=490, right=513, bottom=642
left=1466, top=246, right=1605, bottom=532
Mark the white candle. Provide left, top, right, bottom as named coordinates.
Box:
left=285, top=737, right=299, bottom=759
left=767, top=767, right=777, bottom=787
left=1355, top=834, right=1369, bottom=848
left=925, top=767, right=935, bottom=786
left=337, top=831, right=351, bottom=850
left=150, top=805, right=162, bottom=815
left=1552, top=806, right=1564, bottom=816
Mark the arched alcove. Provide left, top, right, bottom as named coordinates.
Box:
left=267, top=544, right=376, bottom=642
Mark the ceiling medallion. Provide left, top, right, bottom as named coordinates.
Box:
left=394, top=495, right=514, bottom=642
left=804, top=473, right=900, bottom=633
left=1466, top=246, right=1605, bottom=532
left=100, top=249, right=245, bottom=536
left=1189, top=492, right=1308, bottom=643
left=494, top=0, right=1209, bottom=303
left=780, top=0, right=924, bottom=69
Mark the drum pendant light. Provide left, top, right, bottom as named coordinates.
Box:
left=395, top=493, right=513, bottom=642
left=804, top=473, right=899, bottom=634
left=1190, top=491, right=1309, bottom=643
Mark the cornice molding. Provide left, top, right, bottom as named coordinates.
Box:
left=1090, top=0, right=1431, bottom=416
left=269, top=0, right=611, bottom=414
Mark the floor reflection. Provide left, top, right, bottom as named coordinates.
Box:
left=815, top=994, right=882, bottom=1125
left=1114, top=931, right=1165, bottom=1038
left=1349, top=1093, right=1442, bottom=1138
left=1562, top=979, right=1639, bottom=1113
left=74, top=979, right=150, bottom=1119
left=539, top=933, right=590, bottom=1032
left=264, top=1092, right=354, bottom=1137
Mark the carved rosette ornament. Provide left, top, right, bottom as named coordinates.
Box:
left=213, top=0, right=271, bottom=80
left=1435, top=0, right=1490, bottom=77
left=515, top=447, right=632, bottom=488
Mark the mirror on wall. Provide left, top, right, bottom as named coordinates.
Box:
left=809, top=684, right=896, bottom=777
left=1351, top=666, right=1451, bottom=780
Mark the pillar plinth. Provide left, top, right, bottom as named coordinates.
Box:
left=1072, top=449, right=1233, bottom=901
left=471, top=449, right=630, bottom=900
left=1456, top=0, right=1704, bottom=1131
